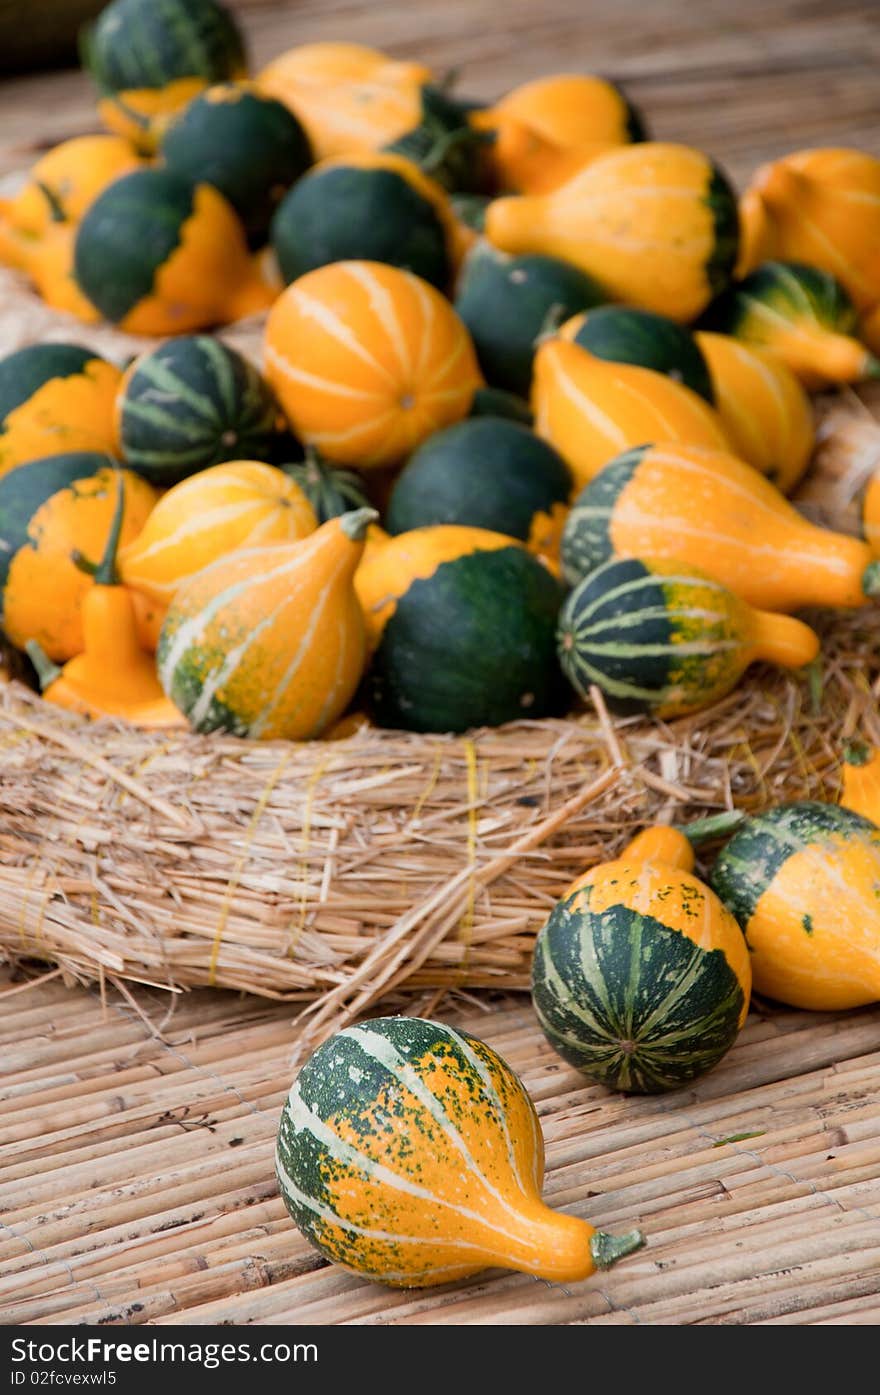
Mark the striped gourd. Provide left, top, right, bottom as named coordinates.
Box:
left=560, top=442, right=880, bottom=610
left=264, top=260, right=483, bottom=469
left=562, top=306, right=714, bottom=403
left=119, top=461, right=317, bottom=605
left=275, top=1014, right=644, bottom=1287
left=114, top=336, right=281, bottom=485
left=709, top=802, right=880, bottom=1010
left=557, top=556, right=819, bottom=718
left=157, top=508, right=375, bottom=740
left=83, top=0, right=248, bottom=152
left=695, top=331, right=814, bottom=493
left=531, top=336, right=730, bottom=489
left=282, top=454, right=370, bottom=525
left=532, top=825, right=751, bottom=1093
left=0, top=343, right=122, bottom=479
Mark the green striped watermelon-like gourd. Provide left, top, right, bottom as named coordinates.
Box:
left=282, top=453, right=370, bottom=524
left=532, top=824, right=752, bottom=1093
left=562, top=305, right=715, bottom=402
left=276, top=1014, right=644, bottom=1287
left=114, top=335, right=281, bottom=484
left=557, top=555, right=820, bottom=718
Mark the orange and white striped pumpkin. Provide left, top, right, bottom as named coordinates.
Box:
left=157, top=508, right=374, bottom=740
left=532, top=336, right=731, bottom=489
left=119, top=460, right=318, bottom=605
left=264, top=260, right=483, bottom=469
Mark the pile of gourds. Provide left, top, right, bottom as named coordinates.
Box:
left=3, top=0, right=880, bottom=1296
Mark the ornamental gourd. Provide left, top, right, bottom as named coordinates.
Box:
left=0, top=135, right=141, bottom=252
left=532, top=825, right=751, bottom=1092
left=356, top=525, right=566, bottom=732
left=158, top=508, right=376, bottom=740
left=562, top=306, right=714, bottom=403
left=700, top=261, right=879, bottom=389
left=694, top=330, right=814, bottom=493
left=864, top=473, right=880, bottom=557
left=557, top=556, right=820, bottom=718
left=486, top=142, right=739, bottom=322
left=73, top=169, right=276, bottom=334
left=560, top=441, right=880, bottom=610
left=283, top=453, right=371, bottom=524
left=385, top=417, right=572, bottom=568
left=113, top=336, right=282, bottom=485
left=839, top=742, right=880, bottom=827
left=119, top=461, right=317, bottom=605
left=454, top=242, right=605, bottom=398
left=270, top=153, right=461, bottom=291
left=276, top=1014, right=645, bottom=1286
left=264, top=260, right=483, bottom=469
left=82, top=0, right=248, bottom=152
left=708, top=802, right=880, bottom=1011
left=3, top=222, right=101, bottom=324
left=470, top=73, right=647, bottom=195
left=161, top=83, right=312, bottom=247
left=0, top=455, right=157, bottom=661
left=0, top=343, right=122, bottom=479
left=532, top=337, right=730, bottom=489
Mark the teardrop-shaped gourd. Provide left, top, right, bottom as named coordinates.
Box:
left=276, top=1014, right=645, bottom=1286
left=701, top=261, right=879, bottom=389
left=532, top=825, right=751, bottom=1092
left=737, top=148, right=880, bottom=325
left=709, top=802, right=880, bottom=1010
left=561, top=306, right=715, bottom=402
left=264, top=260, right=483, bottom=469
left=119, top=461, right=317, bottom=605
left=839, top=742, right=880, bottom=827
left=157, top=508, right=376, bottom=739
left=486, top=142, right=739, bottom=322
left=557, top=555, right=819, bottom=718
left=532, top=337, right=730, bottom=489
left=560, top=442, right=880, bottom=610
left=470, top=73, right=647, bottom=196
left=694, top=331, right=814, bottom=493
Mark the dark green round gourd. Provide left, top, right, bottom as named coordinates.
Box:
left=469, top=386, right=533, bottom=425
left=116, top=335, right=281, bottom=484
left=271, top=162, right=451, bottom=289
left=384, top=84, right=490, bottom=194
left=83, top=0, right=246, bottom=101
left=569, top=306, right=714, bottom=403
left=455, top=242, right=605, bottom=396
left=560, top=446, right=647, bottom=586
left=367, top=546, right=567, bottom=733
left=385, top=418, right=571, bottom=547
left=161, top=84, right=312, bottom=247
left=283, top=454, right=370, bottom=524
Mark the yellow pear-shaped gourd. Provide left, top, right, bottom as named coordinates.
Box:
left=276, top=1014, right=645, bottom=1287
left=532, top=336, right=731, bottom=488
left=486, top=142, right=739, bottom=322
left=839, top=742, right=880, bottom=827
left=158, top=508, right=376, bottom=740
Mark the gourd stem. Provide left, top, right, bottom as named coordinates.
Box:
left=92, top=469, right=126, bottom=587
left=677, top=810, right=747, bottom=845
left=24, top=640, right=62, bottom=691
left=843, top=740, right=873, bottom=767
left=338, top=507, right=379, bottom=541
left=589, top=1228, right=645, bottom=1270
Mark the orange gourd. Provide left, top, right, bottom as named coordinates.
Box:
left=486, top=142, right=739, bottom=322
left=863, top=472, right=880, bottom=557
left=839, top=742, right=880, bottom=826
left=119, top=461, right=317, bottom=605
left=695, top=331, right=815, bottom=493
left=0, top=347, right=122, bottom=479
left=0, top=136, right=142, bottom=251
left=157, top=508, right=376, bottom=740
left=264, top=260, right=483, bottom=469
left=532, top=336, right=731, bottom=489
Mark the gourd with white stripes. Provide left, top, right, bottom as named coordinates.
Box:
left=532, top=825, right=751, bottom=1093
left=275, top=1014, right=645, bottom=1287
left=557, top=556, right=820, bottom=718
left=157, top=507, right=375, bottom=740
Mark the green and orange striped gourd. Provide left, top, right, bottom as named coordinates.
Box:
left=0, top=344, right=122, bottom=480
left=276, top=1014, right=645, bottom=1286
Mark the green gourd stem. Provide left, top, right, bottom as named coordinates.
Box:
left=863, top=561, right=880, bottom=596
left=25, top=639, right=62, bottom=691
left=73, top=469, right=126, bottom=585
left=534, top=301, right=569, bottom=347
left=677, top=810, right=747, bottom=845
left=843, top=740, right=873, bottom=766
left=339, top=507, right=379, bottom=541
left=421, top=122, right=488, bottom=177
left=35, top=181, right=67, bottom=224
left=589, top=1228, right=646, bottom=1269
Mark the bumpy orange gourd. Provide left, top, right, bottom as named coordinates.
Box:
left=119, top=461, right=317, bottom=605
left=158, top=508, right=376, bottom=739
left=532, top=336, right=731, bottom=488
left=0, top=136, right=142, bottom=251
left=3, top=465, right=157, bottom=661
left=486, top=142, right=739, bottom=322
left=264, top=260, right=483, bottom=469
left=471, top=73, right=643, bottom=194
left=695, top=331, right=814, bottom=494
left=0, top=353, right=123, bottom=479
left=257, top=42, right=433, bottom=160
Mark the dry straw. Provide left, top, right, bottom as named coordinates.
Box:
left=1, top=365, right=879, bottom=1050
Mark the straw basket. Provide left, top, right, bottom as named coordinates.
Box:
left=2, top=262, right=880, bottom=1050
